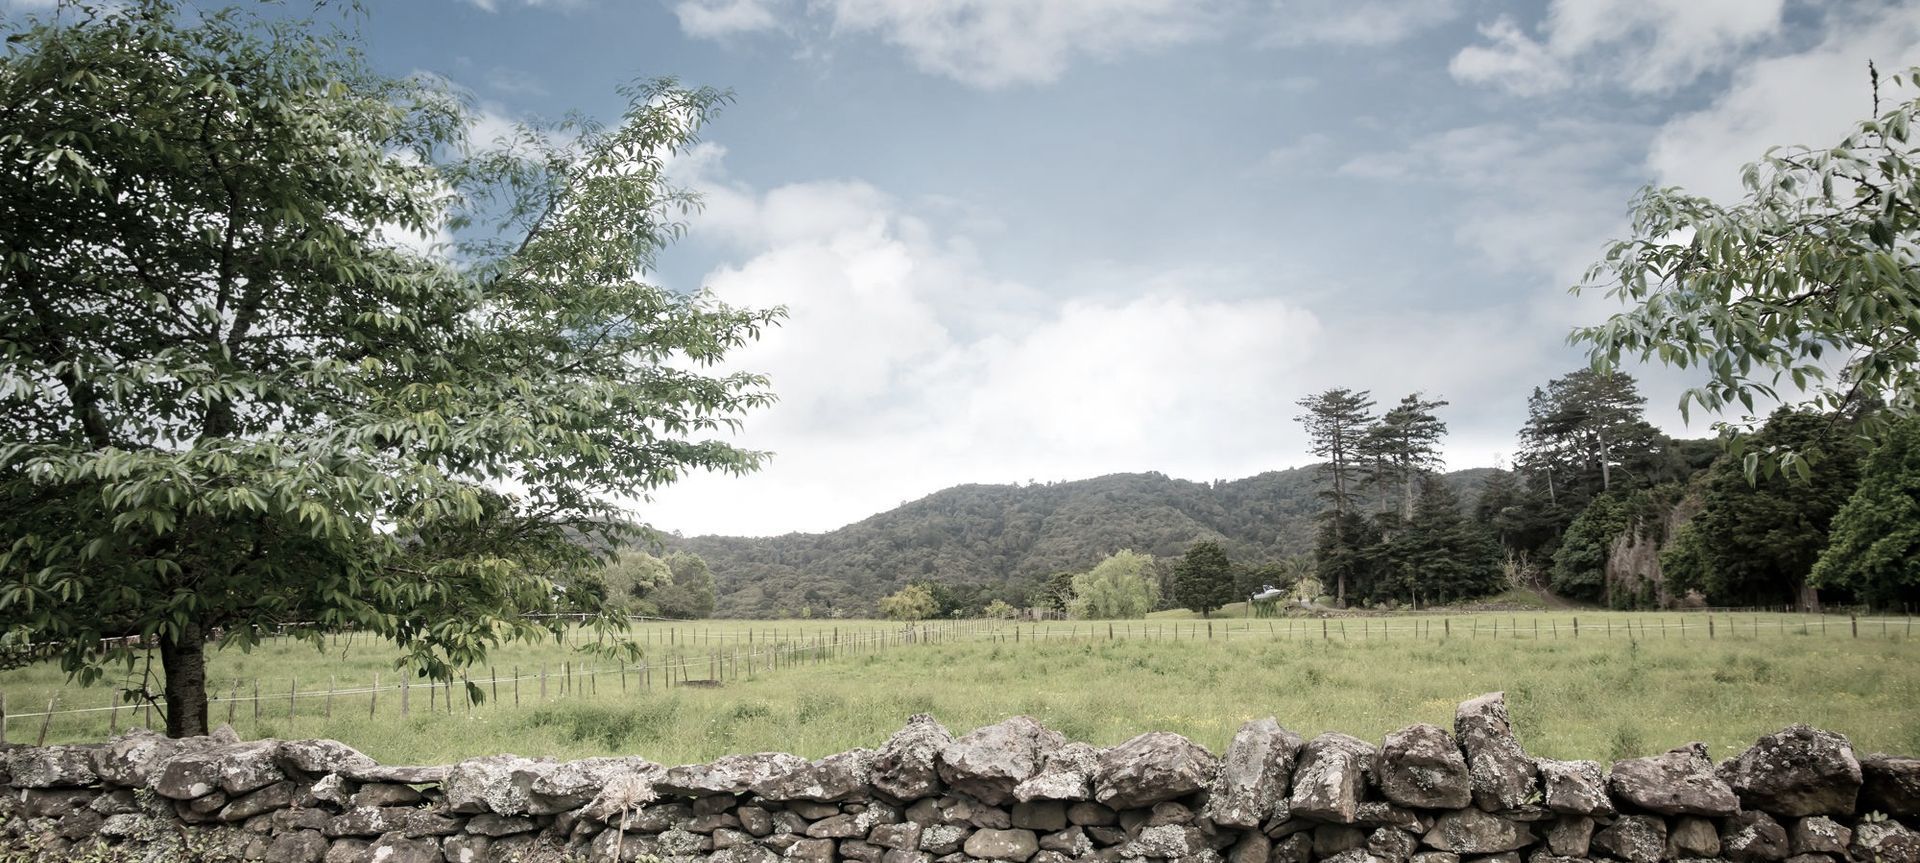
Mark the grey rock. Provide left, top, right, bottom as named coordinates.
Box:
left=9, top=745, right=100, bottom=788
left=1369, top=828, right=1420, bottom=861
left=277, top=739, right=376, bottom=776
left=1781, top=854, right=1836, bottom=863
left=1040, top=826, right=1093, bottom=856
left=1015, top=741, right=1101, bottom=802
left=1148, top=800, right=1192, bottom=826
left=1789, top=816, right=1851, bottom=856
left=1272, top=833, right=1313, bottom=863
left=1535, top=759, right=1613, bottom=816
left=690, top=812, right=743, bottom=833
left=401, top=809, right=462, bottom=837
left=442, top=834, right=491, bottom=863
left=757, top=749, right=879, bottom=803
left=790, top=800, right=842, bottom=820
left=1852, top=820, right=1920, bottom=863
left=658, top=826, right=715, bottom=855
left=217, top=740, right=288, bottom=795
left=939, top=716, right=1066, bottom=806
left=272, top=807, right=332, bottom=833
left=1229, top=831, right=1271, bottom=863
left=1014, top=800, right=1069, bottom=831
left=1321, top=850, right=1391, bottom=863
left=1423, top=808, right=1531, bottom=854
left=1455, top=693, right=1539, bottom=813
left=323, top=838, right=371, bottom=863
left=788, top=837, right=838, bottom=863
left=739, top=804, right=775, bottom=836
left=1095, top=731, right=1218, bottom=810
left=22, top=787, right=93, bottom=818
left=1723, top=811, right=1792, bottom=863
left=1378, top=724, right=1472, bottom=810
left=1862, top=754, right=1920, bottom=819
left=218, top=780, right=300, bottom=821
left=322, top=806, right=415, bottom=837
left=1608, top=743, right=1739, bottom=816
left=532, top=755, right=662, bottom=814
left=1204, top=718, right=1304, bottom=829
left=98, top=812, right=154, bottom=841
left=966, top=827, right=1041, bottom=860
left=1546, top=816, right=1593, bottom=857
left=842, top=839, right=884, bottom=863
left=1355, top=802, right=1425, bottom=833
left=881, top=852, right=933, bottom=863
left=1288, top=733, right=1377, bottom=824
left=874, top=714, right=955, bottom=802
left=89, top=788, right=141, bottom=816
left=1411, top=853, right=1460, bottom=863
left=444, top=753, right=542, bottom=814
left=349, top=782, right=423, bottom=808
left=719, top=847, right=784, bottom=863
left=366, top=833, right=441, bottom=863
left=661, top=752, right=811, bottom=797
left=308, top=773, right=353, bottom=807
left=1128, top=824, right=1206, bottom=858
left=1721, top=725, right=1862, bottom=818
left=1591, top=815, right=1666, bottom=863
left=695, top=792, right=737, bottom=815
left=714, top=827, right=755, bottom=849
left=808, top=814, right=866, bottom=838
left=1668, top=816, right=1720, bottom=858
left=627, top=801, right=694, bottom=831
left=153, top=747, right=227, bottom=800
left=1315, top=824, right=1369, bottom=857
left=468, top=812, right=538, bottom=835
left=339, top=763, right=448, bottom=784
left=872, top=822, right=925, bottom=850
left=1068, top=801, right=1117, bottom=826
left=93, top=729, right=196, bottom=787
left=1466, top=853, right=1519, bottom=863
left=918, top=823, right=970, bottom=854
left=267, top=830, right=329, bottom=863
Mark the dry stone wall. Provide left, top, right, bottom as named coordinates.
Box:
left=3, top=694, right=1918, bottom=863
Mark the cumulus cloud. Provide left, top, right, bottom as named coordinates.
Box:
left=672, top=0, right=785, bottom=38
left=1261, top=0, right=1465, bottom=48
left=1451, top=0, right=1787, bottom=95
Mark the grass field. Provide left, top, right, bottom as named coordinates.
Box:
left=3, top=611, right=1915, bottom=768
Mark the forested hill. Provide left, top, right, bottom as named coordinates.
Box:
left=676, top=467, right=1494, bottom=618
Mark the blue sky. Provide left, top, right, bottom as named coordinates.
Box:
left=25, top=0, right=1920, bottom=536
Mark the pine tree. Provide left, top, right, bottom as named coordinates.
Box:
left=1812, top=418, right=1920, bottom=609
left=1297, top=388, right=1376, bottom=603
left=1173, top=541, right=1236, bottom=617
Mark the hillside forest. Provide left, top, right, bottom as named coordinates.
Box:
left=625, top=368, right=1920, bottom=620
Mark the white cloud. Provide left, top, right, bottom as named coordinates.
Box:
left=672, top=0, right=785, bottom=38
left=1258, top=132, right=1332, bottom=170
left=1262, top=0, right=1464, bottom=48
left=1647, top=2, right=1920, bottom=203
left=1451, top=0, right=1787, bottom=96
left=817, top=0, right=1220, bottom=88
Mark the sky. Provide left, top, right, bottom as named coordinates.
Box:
left=18, top=0, right=1920, bottom=537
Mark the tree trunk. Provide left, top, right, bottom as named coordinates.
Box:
left=159, top=621, right=210, bottom=738
left=1597, top=431, right=1612, bottom=492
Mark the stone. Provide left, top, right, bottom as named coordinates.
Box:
left=98, top=813, right=154, bottom=840
left=1423, top=808, right=1532, bottom=855
left=661, top=752, right=812, bottom=797
left=1591, top=815, right=1667, bottom=863
left=966, top=827, right=1041, bottom=861
left=939, top=716, right=1066, bottom=806
left=1129, top=824, right=1206, bottom=858
left=1204, top=718, right=1305, bottom=829
left=1789, top=816, right=1851, bottom=856
left=89, top=788, right=141, bottom=815
left=1272, top=833, right=1314, bottom=863
left=1608, top=743, right=1739, bottom=816
left=339, top=764, right=448, bottom=785
left=218, top=780, right=300, bottom=821
left=882, top=852, right=933, bottom=863
left=1148, top=800, right=1192, bottom=826
left=266, top=830, right=329, bottom=863
left=350, top=782, right=423, bottom=807
left=714, top=828, right=755, bottom=849
left=1721, top=725, right=1862, bottom=818
left=1356, top=802, right=1426, bottom=833
left=809, top=814, right=867, bottom=838
left=22, top=787, right=94, bottom=817
left=1229, top=831, right=1272, bottom=863
left=309, top=773, right=352, bottom=807
left=277, top=739, right=377, bottom=776
left=1467, top=854, right=1520, bottom=863
left=1723, top=811, right=1792, bottom=863
left=1014, top=800, right=1069, bottom=831
left=757, top=749, right=879, bottom=803
left=875, top=714, right=955, bottom=802
left=720, top=847, right=784, bottom=863
left=1369, top=828, right=1421, bottom=861
left=695, top=792, right=737, bottom=815
left=624, top=800, right=693, bottom=831
left=788, top=837, right=839, bottom=863
left=1534, top=759, right=1613, bottom=817
left=444, top=753, right=542, bottom=814
left=323, top=806, right=416, bottom=837
left=739, top=805, right=775, bottom=836
left=468, top=812, right=539, bottom=835
left=324, top=838, right=371, bottom=863
left=791, top=800, right=842, bottom=820
left=1862, top=754, right=1920, bottom=819
left=1315, top=824, right=1370, bottom=857
left=93, top=729, right=197, bottom=787
left=365, top=833, right=441, bottom=863
left=216, top=740, right=288, bottom=795
left=1781, top=855, right=1835, bottom=863
left=442, top=834, right=491, bottom=863
left=843, top=840, right=884, bottom=863
left=919, top=823, right=969, bottom=854
left=1288, top=732, right=1376, bottom=824
left=1322, top=851, right=1391, bottom=863
left=8, top=745, right=100, bottom=788
left=532, top=755, right=662, bottom=814
left=1094, top=731, right=1219, bottom=811
left=1378, top=724, right=1473, bottom=811
left=153, top=746, right=227, bottom=800
left=690, top=812, right=743, bottom=833
left=1455, top=693, right=1539, bottom=813
left=1068, top=801, right=1117, bottom=826
left=402, top=809, right=462, bottom=837
left=1015, top=742, right=1101, bottom=803
left=1411, top=853, right=1460, bottom=863
left=872, top=822, right=925, bottom=850
left=1668, top=816, right=1721, bottom=858
left=1852, top=820, right=1920, bottom=863
left=1040, top=826, right=1093, bottom=856
left=658, top=826, right=716, bottom=855
left=273, top=807, right=332, bottom=833
left=1546, top=816, right=1593, bottom=857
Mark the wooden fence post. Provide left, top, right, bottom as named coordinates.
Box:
left=370, top=673, right=379, bottom=719
left=36, top=696, right=55, bottom=746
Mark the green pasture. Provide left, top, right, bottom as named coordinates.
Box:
left=3, top=611, right=1915, bottom=768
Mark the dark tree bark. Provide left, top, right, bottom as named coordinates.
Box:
left=159, top=621, right=209, bottom=738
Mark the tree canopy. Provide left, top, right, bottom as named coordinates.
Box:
left=0, top=2, right=778, bottom=735
left=1171, top=541, right=1235, bottom=618
left=1812, top=417, right=1920, bottom=607
left=1069, top=550, right=1159, bottom=619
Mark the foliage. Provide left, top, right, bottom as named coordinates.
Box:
left=651, top=552, right=718, bottom=619
left=877, top=584, right=938, bottom=621
left=1313, top=511, right=1379, bottom=608
left=1813, top=417, right=1920, bottom=608
left=1573, top=64, right=1920, bottom=457
left=1069, top=550, right=1159, bottom=619
left=1361, top=393, right=1449, bottom=519
left=982, top=599, right=1018, bottom=620
left=0, top=3, right=777, bottom=734
left=1549, top=495, right=1635, bottom=602
left=1373, top=478, right=1506, bottom=606
left=592, top=551, right=674, bottom=615
left=1518, top=370, right=1668, bottom=507
left=1297, top=388, right=1378, bottom=602
left=1683, top=409, right=1865, bottom=607
left=1172, top=541, right=1236, bottom=617
left=1037, top=572, right=1077, bottom=613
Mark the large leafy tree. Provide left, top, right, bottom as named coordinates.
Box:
left=1068, top=550, right=1158, bottom=619
left=1360, top=393, right=1449, bottom=521
left=0, top=3, right=778, bottom=735
left=1812, top=417, right=1920, bottom=608
left=1171, top=540, right=1235, bottom=617
left=1573, top=64, right=1920, bottom=450
left=1376, top=477, right=1503, bottom=606
left=1517, top=370, right=1666, bottom=504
